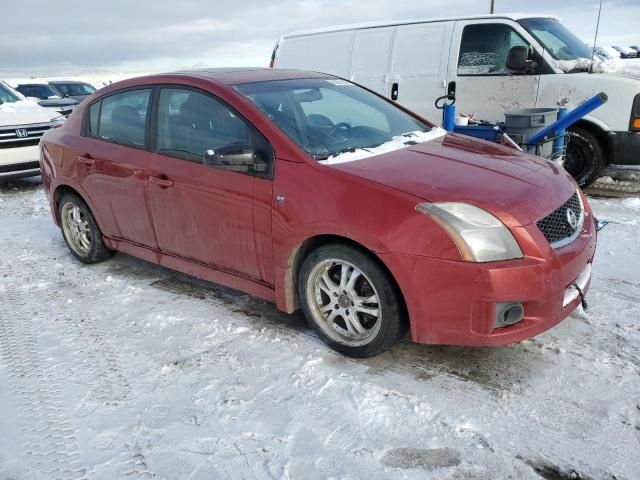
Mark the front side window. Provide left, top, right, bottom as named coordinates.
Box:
left=235, top=78, right=430, bottom=160
left=95, top=89, right=151, bottom=147
left=156, top=88, right=273, bottom=176
left=0, top=82, right=20, bottom=104
left=458, top=24, right=530, bottom=75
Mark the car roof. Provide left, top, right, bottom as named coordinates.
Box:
left=168, top=67, right=335, bottom=85
left=281, top=13, right=559, bottom=39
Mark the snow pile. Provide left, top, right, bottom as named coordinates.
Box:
left=555, top=57, right=640, bottom=78
left=319, top=128, right=447, bottom=165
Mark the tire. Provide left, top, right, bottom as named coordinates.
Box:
left=565, top=127, right=606, bottom=188
left=58, top=193, right=114, bottom=264
left=298, top=243, right=407, bottom=358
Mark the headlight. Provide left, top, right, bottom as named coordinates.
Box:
left=416, top=202, right=523, bottom=262
left=50, top=115, right=66, bottom=128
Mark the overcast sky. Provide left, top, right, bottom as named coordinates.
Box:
left=1, top=0, right=638, bottom=78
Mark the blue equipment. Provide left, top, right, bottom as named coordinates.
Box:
left=526, top=93, right=608, bottom=153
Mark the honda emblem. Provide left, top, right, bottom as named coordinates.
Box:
left=15, top=128, right=28, bottom=138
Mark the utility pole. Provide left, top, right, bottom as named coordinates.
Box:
left=490, top=0, right=495, bottom=14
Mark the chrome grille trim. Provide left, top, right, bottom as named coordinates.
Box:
left=0, top=122, right=52, bottom=143
left=536, top=191, right=584, bottom=249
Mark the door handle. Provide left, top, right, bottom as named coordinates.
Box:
left=391, top=82, right=399, bottom=101
left=78, top=154, right=94, bottom=166
left=149, top=175, right=174, bottom=188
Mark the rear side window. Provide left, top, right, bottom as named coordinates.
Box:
left=87, top=102, right=100, bottom=136
left=93, top=89, right=151, bottom=147
left=458, top=24, right=529, bottom=75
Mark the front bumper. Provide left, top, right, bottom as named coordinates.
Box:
left=609, top=131, right=640, bottom=165
left=380, top=211, right=597, bottom=346
left=0, top=145, right=41, bottom=180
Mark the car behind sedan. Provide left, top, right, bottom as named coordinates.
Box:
left=40, top=69, right=597, bottom=357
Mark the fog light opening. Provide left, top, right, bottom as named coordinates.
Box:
left=495, top=303, right=525, bottom=328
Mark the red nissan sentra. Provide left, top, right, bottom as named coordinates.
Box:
left=40, top=68, right=596, bottom=357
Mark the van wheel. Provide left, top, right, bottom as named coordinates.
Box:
left=565, top=127, right=605, bottom=188
left=59, top=193, right=114, bottom=264
left=298, top=244, right=407, bottom=358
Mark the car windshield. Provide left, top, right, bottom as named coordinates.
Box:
left=234, top=78, right=431, bottom=160
left=17, top=84, right=61, bottom=99
left=0, top=82, right=20, bottom=104
left=519, top=18, right=592, bottom=62
left=53, top=83, right=96, bottom=96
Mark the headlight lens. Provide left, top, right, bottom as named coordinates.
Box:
left=416, top=202, right=523, bottom=262
left=50, top=115, right=66, bottom=128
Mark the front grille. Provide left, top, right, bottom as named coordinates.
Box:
left=0, top=122, right=51, bottom=149
left=536, top=192, right=583, bottom=247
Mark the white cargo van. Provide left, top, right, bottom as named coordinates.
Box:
left=273, top=14, right=640, bottom=186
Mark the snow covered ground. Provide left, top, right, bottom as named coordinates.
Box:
left=0, top=178, right=638, bottom=480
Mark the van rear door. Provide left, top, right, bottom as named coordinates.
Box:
left=276, top=32, right=354, bottom=78
left=349, top=28, right=395, bottom=97
left=450, top=19, right=541, bottom=123
left=389, top=22, right=453, bottom=122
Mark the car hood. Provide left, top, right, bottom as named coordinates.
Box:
left=328, top=133, right=576, bottom=227
left=0, top=99, right=58, bottom=125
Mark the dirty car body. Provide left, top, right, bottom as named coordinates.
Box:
left=40, top=68, right=597, bottom=356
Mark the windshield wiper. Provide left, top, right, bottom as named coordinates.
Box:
left=313, top=146, right=358, bottom=161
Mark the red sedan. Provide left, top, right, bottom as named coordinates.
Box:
left=40, top=68, right=596, bottom=357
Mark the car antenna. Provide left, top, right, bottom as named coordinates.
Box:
left=589, top=0, right=604, bottom=74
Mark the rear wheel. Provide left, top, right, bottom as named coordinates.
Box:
left=298, top=243, right=407, bottom=357
left=565, top=127, right=606, bottom=188
left=59, top=193, right=114, bottom=264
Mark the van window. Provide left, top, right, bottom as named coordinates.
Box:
left=458, top=24, right=530, bottom=75
left=97, top=89, right=151, bottom=147
left=155, top=88, right=273, bottom=176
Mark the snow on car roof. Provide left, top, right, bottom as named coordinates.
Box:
left=281, top=13, right=559, bottom=39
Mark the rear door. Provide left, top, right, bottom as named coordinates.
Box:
left=146, top=86, right=274, bottom=283
left=77, top=88, right=158, bottom=248
left=451, top=20, right=541, bottom=122
left=389, top=22, right=453, bottom=122
left=349, top=27, right=395, bottom=96
left=277, top=31, right=354, bottom=78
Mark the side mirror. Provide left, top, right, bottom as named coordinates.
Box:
left=203, top=143, right=268, bottom=174
left=507, top=46, right=536, bottom=74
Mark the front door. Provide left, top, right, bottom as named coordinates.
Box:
left=451, top=20, right=541, bottom=123
left=77, top=88, right=157, bottom=248
left=146, top=87, right=274, bottom=283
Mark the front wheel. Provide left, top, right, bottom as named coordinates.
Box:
left=565, top=127, right=606, bottom=188
left=298, top=244, right=407, bottom=357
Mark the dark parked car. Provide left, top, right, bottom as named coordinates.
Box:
left=13, top=83, right=78, bottom=116
left=39, top=69, right=596, bottom=357
left=48, top=81, right=97, bottom=102
left=612, top=46, right=638, bottom=58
